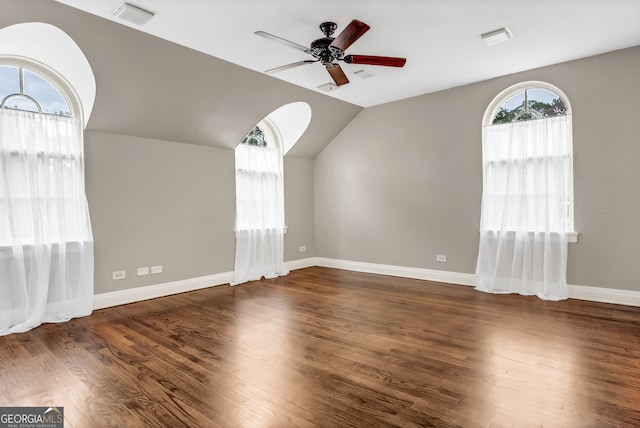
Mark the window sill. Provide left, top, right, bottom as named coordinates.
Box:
left=480, top=231, right=579, bottom=243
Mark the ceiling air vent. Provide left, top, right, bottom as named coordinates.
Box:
left=480, top=27, right=513, bottom=46
left=353, top=69, right=374, bottom=79
left=113, top=2, right=156, bottom=25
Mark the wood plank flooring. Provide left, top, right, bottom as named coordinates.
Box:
left=1, top=266, right=640, bottom=427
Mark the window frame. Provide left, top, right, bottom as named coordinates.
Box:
left=0, top=57, right=88, bottom=247
left=482, top=81, right=577, bottom=242
left=234, top=117, right=286, bottom=233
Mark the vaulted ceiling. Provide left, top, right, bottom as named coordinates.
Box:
left=55, top=0, right=640, bottom=107
left=3, top=0, right=640, bottom=158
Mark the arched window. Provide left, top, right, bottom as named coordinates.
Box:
left=475, top=81, right=574, bottom=301
left=232, top=118, right=288, bottom=285
left=0, top=58, right=94, bottom=335
left=481, top=81, right=575, bottom=234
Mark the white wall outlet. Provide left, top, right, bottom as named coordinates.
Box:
left=151, top=265, right=163, bottom=274
left=299, top=246, right=306, bottom=253
left=112, top=270, right=126, bottom=280
left=137, top=267, right=150, bottom=276
left=436, top=255, right=447, bottom=262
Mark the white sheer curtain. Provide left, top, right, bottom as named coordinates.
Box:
left=232, top=143, right=288, bottom=285
left=475, top=115, right=571, bottom=300
left=0, top=109, right=94, bottom=335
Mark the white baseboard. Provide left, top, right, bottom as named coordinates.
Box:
left=315, top=257, right=640, bottom=307
left=567, top=284, right=640, bottom=307
left=93, top=258, right=319, bottom=310
left=284, top=257, right=318, bottom=271
left=314, top=257, right=476, bottom=286
left=93, top=271, right=234, bottom=310
left=93, top=257, right=640, bottom=310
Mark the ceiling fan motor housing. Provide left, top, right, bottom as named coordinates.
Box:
left=319, top=22, right=337, bottom=36
left=311, top=22, right=345, bottom=63
left=310, top=37, right=343, bottom=62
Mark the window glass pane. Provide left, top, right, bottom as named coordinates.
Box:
left=527, top=88, right=566, bottom=118
left=493, top=88, right=568, bottom=124
left=23, top=69, right=71, bottom=116
left=502, top=91, right=525, bottom=111
left=527, top=88, right=557, bottom=105
left=493, top=91, right=525, bottom=124
left=241, top=126, right=268, bottom=147
left=0, top=65, right=20, bottom=103
left=3, top=95, right=40, bottom=113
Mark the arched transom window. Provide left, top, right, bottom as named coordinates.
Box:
left=240, top=119, right=281, bottom=149
left=485, top=82, right=570, bottom=125
left=0, top=64, right=73, bottom=117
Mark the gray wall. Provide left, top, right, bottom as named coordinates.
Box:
left=86, top=132, right=316, bottom=294
left=86, top=132, right=234, bottom=294
left=314, top=46, right=640, bottom=291
left=284, top=157, right=316, bottom=260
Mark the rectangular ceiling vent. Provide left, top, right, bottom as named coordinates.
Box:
left=317, top=82, right=339, bottom=92
left=480, top=27, right=513, bottom=46
left=353, top=69, right=374, bottom=79
left=113, top=2, right=156, bottom=25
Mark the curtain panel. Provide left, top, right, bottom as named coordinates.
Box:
left=475, top=115, right=571, bottom=300
left=232, top=143, right=288, bottom=285
left=0, top=109, right=94, bottom=335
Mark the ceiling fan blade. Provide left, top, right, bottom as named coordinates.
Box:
left=255, top=31, right=310, bottom=53
left=265, top=60, right=318, bottom=73
left=326, top=64, right=349, bottom=86
left=343, top=55, right=406, bottom=68
left=329, top=19, right=370, bottom=53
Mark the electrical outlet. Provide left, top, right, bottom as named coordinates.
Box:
left=436, top=255, right=447, bottom=262
left=112, top=270, right=126, bottom=280
left=299, top=246, right=306, bottom=253
left=137, top=267, right=150, bottom=276
left=151, top=265, right=163, bottom=274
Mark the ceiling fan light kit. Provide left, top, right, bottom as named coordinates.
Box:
left=256, top=19, right=407, bottom=87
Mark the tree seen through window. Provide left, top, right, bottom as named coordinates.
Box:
left=240, top=126, right=267, bottom=147
left=492, top=88, right=567, bottom=124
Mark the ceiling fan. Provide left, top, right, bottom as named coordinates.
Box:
left=255, top=19, right=406, bottom=86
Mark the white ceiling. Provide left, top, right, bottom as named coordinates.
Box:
left=55, top=0, right=640, bottom=108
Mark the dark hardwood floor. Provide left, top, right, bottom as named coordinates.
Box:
left=1, top=267, right=640, bottom=427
